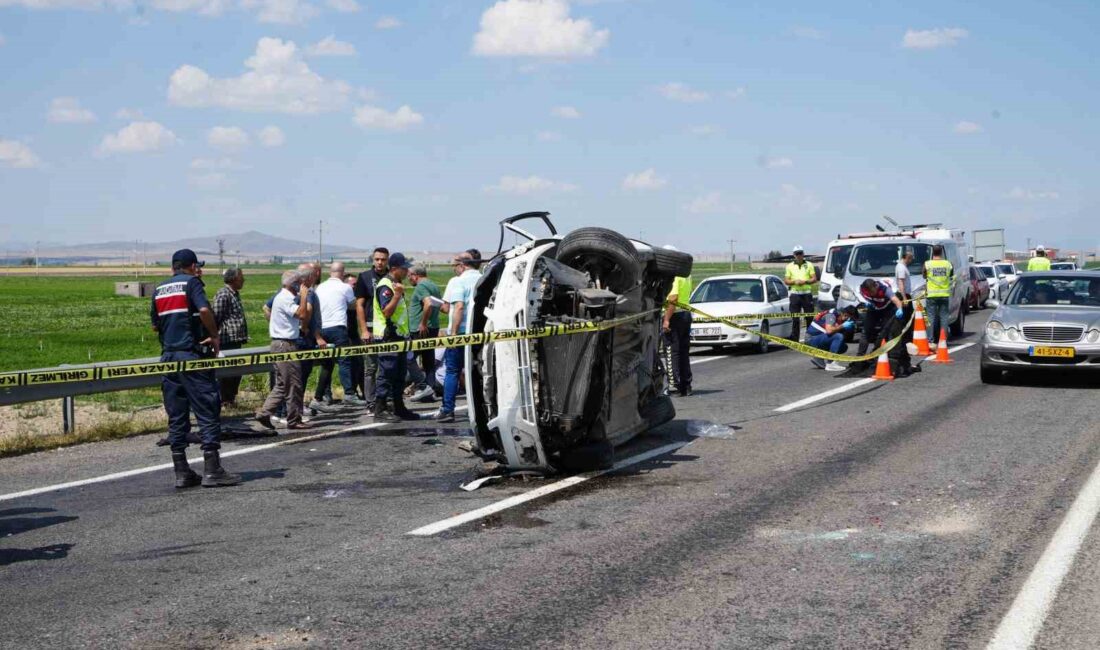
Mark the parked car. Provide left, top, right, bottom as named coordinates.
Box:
left=968, top=265, right=990, bottom=309
left=1050, top=261, right=1079, bottom=271
left=995, top=262, right=1019, bottom=288
left=687, top=274, right=795, bottom=353
left=980, top=271, right=1100, bottom=383
left=975, top=263, right=1010, bottom=302
left=465, top=213, right=693, bottom=473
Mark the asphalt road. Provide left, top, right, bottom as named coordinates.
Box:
left=2, top=326, right=1100, bottom=649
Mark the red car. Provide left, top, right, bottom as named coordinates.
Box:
left=967, top=265, right=990, bottom=310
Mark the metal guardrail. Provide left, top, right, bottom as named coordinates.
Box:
left=0, top=346, right=274, bottom=408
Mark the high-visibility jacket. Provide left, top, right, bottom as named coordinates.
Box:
left=373, top=276, right=409, bottom=338
left=785, top=261, right=815, bottom=294
left=1027, top=256, right=1051, bottom=271
left=668, top=276, right=693, bottom=311
left=923, top=259, right=954, bottom=298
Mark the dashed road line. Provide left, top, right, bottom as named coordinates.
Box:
left=406, top=440, right=693, bottom=537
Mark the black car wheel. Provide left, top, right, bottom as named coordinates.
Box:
left=652, top=247, right=694, bottom=277
left=950, top=301, right=967, bottom=337
left=755, top=321, right=770, bottom=354
left=556, top=227, right=641, bottom=293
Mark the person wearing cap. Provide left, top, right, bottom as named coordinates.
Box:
left=1027, top=245, right=1052, bottom=271
left=922, top=244, right=954, bottom=347
left=435, top=249, right=483, bottom=422
left=807, top=305, right=858, bottom=372
left=405, top=264, right=443, bottom=402
left=256, top=269, right=313, bottom=431
left=661, top=245, right=694, bottom=397
left=151, top=249, right=240, bottom=489
left=372, top=252, right=420, bottom=423
left=784, top=245, right=817, bottom=342
left=355, top=247, right=389, bottom=414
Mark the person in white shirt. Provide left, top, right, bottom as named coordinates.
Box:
left=895, top=250, right=913, bottom=297
left=256, top=270, right=311, bottom=430
left=310, top=262, right=363, bottom=410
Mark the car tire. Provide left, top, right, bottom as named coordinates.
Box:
left=950, top=301, right=967, bottom=337
left=755, top=321, right=770, bottom=354
left=556, top=227, right=641, bottom=294
left=652, top=248, right=694, bottom=278
left=980, top=361, right=1004, bottom=384
left=641, top=394, right=676, bottom=429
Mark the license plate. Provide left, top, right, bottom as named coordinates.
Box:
left=1029, top=346, right=1075, bottom=358
left=694, top=328, right=722, bottom=336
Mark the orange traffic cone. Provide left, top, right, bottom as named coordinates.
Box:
left=873, top=340, right=894, bottom=381
left=932, top=328, right=952, bottom=364
left=912, top=306, right=932, bottom=355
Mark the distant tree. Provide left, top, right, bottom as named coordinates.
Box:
left=270, top=255, right=284, bottom=265
left=766, top=249, right=784, bottom=260
left=20, top=257, right=35, bottom=266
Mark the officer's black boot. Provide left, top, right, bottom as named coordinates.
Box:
left=393, top=396, right=420, bottom=421
left=201, top=450, right=242, bottom=488
left=373, top=398, right=399, bottom=423
left=172, top=451, right=201, bottom=489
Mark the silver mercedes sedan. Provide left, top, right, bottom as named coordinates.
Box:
left=980, top=271, right=1100, bottom=383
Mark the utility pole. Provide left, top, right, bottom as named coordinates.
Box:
left=34, top=241, right=40, bottom=277
left=315, top=220, right=328, bottom=264
left=142, top=241, right=147, bottom=276
left=1026, top=237, right=1032, bottom=255
left=728, top=239, right=737, bottom=271
left=217, top=238, right=226, bottom=268
left=235, top=249, right=241, bottom=268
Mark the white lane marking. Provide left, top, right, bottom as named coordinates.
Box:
left=690, top=356, right=726, bottom=366
left=774, top=378, right=876, bottom=413
left=986, top=454, right=1100, bottom=650
left=406, top=440, right=692, bottom=537
left=774, top=341, right=978, bottom=413
left=0, top=406, right=467, bottom=503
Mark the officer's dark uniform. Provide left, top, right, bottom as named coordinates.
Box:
left=151, top=271, right=223, bottom=452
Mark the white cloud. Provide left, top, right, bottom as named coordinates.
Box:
left=953, top=120, right=982, bottom=134
left=0, top=139, right=42, bottom=168
left=47, top=97, right=97, bottom=123
left=257, top=125, right=285, bottom=147
left=353, top=104, right=424, bottom=131
left=682, top=191, right=725, bottom=214
left=168, top=38, right=352, bottom=114
left=0, top=0, right=126, bottom=9
left=240, top=0, right=318, bottom=24
left=305, top=35, right=356, bottom=57
left=114, top=108, right=144, bottom=120
left=484, top=175, right=577, bottom=194
left=191, top=157, right=248, bottom=170
left=1006, top=187, right=1060, bottom=201
left=375, top=16, right=401, bottom=29
left=658, top=82, right=709, bottom=103
left=902, top=27, right=968, bottom=50
left=326, top=0, right=358, bottom=12
left=725, top=87, right=746, bottom=100
left=790, top=26, right=825, bottom=40
left=761, top=156, right=793, bottom=169
left=622, top=168, right=667, bottom=191
left=150, top=0, right=231, bottom=16
left=536, top=131, right=562, bottom=142
left=98, top=121, right=178, bottom=155
left=207, top=126, right=250, bottom=151
left=551, top=105, right=581, bottom=119
left=777, top=183, right=823, bottom=213
left=472, top=0, right=610, bottom=58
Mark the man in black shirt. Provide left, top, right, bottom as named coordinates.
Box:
left=354, top=247, right=389, bottom=414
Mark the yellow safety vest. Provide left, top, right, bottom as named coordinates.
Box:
left=785, top=261, right=815, bottom=294
left=1027, top=257, right=1051, bottom=271
left=924, top=259, right=953, bottom=298
left=668, top=276, right=693, bottom=311
left=373, top=276, right=409, bottom=337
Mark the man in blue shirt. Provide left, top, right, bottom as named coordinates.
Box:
left=151, top=249, right=240, bottom=489
left=807, top=305, right=858, bottom=371
left=435, top=249, right=483, bottom=423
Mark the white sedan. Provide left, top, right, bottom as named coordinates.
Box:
left=688, top=274, right=795, bottom=353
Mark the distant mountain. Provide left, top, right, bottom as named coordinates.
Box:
left=37, top=231, right=361, bottom=260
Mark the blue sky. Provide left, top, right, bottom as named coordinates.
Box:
left=0, top=0, right=1097, bottom=255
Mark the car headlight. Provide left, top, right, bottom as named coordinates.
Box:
left=839, top=286, right=856, bottom=302
left=986, top=321, right=1004, bottom=341
left=819, top=282, right=831, bottom=293
left=1006, top=327, right=1021, bottom=342
left=1088, top=329, right=1100, bottom=344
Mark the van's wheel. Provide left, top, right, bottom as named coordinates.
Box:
left=556, top=227, right=640, bottom=293
left=755, top=321, right=770, bottom=354
left=652, top=248, right=694, bottom=277
left=950, top=301, right=967, bottom=336
left=641, top=394, right=676, bottom=429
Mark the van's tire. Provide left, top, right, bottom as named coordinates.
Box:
left=641, top=394, right=676, bottom=429
left=950, top=301, right=967, bottom=337
left=556, top=227, right=640, bottom=293
left=652, top=248, right=694, bottom=278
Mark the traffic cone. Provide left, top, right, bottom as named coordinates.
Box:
left=873, top=340, right=894, bottom=381
left=912, top=306, right=932, bottom=355
left=932, top=328, right=952, bottom=364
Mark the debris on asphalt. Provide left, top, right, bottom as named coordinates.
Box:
left=461, top=475, right=504, bottom=491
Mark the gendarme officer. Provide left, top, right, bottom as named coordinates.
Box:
left=151, top=249, right=241, bottom=489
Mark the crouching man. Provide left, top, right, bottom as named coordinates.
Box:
left=152, top=249, right=241, bottom=489
left=807, top=305, right=858, bottom=372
